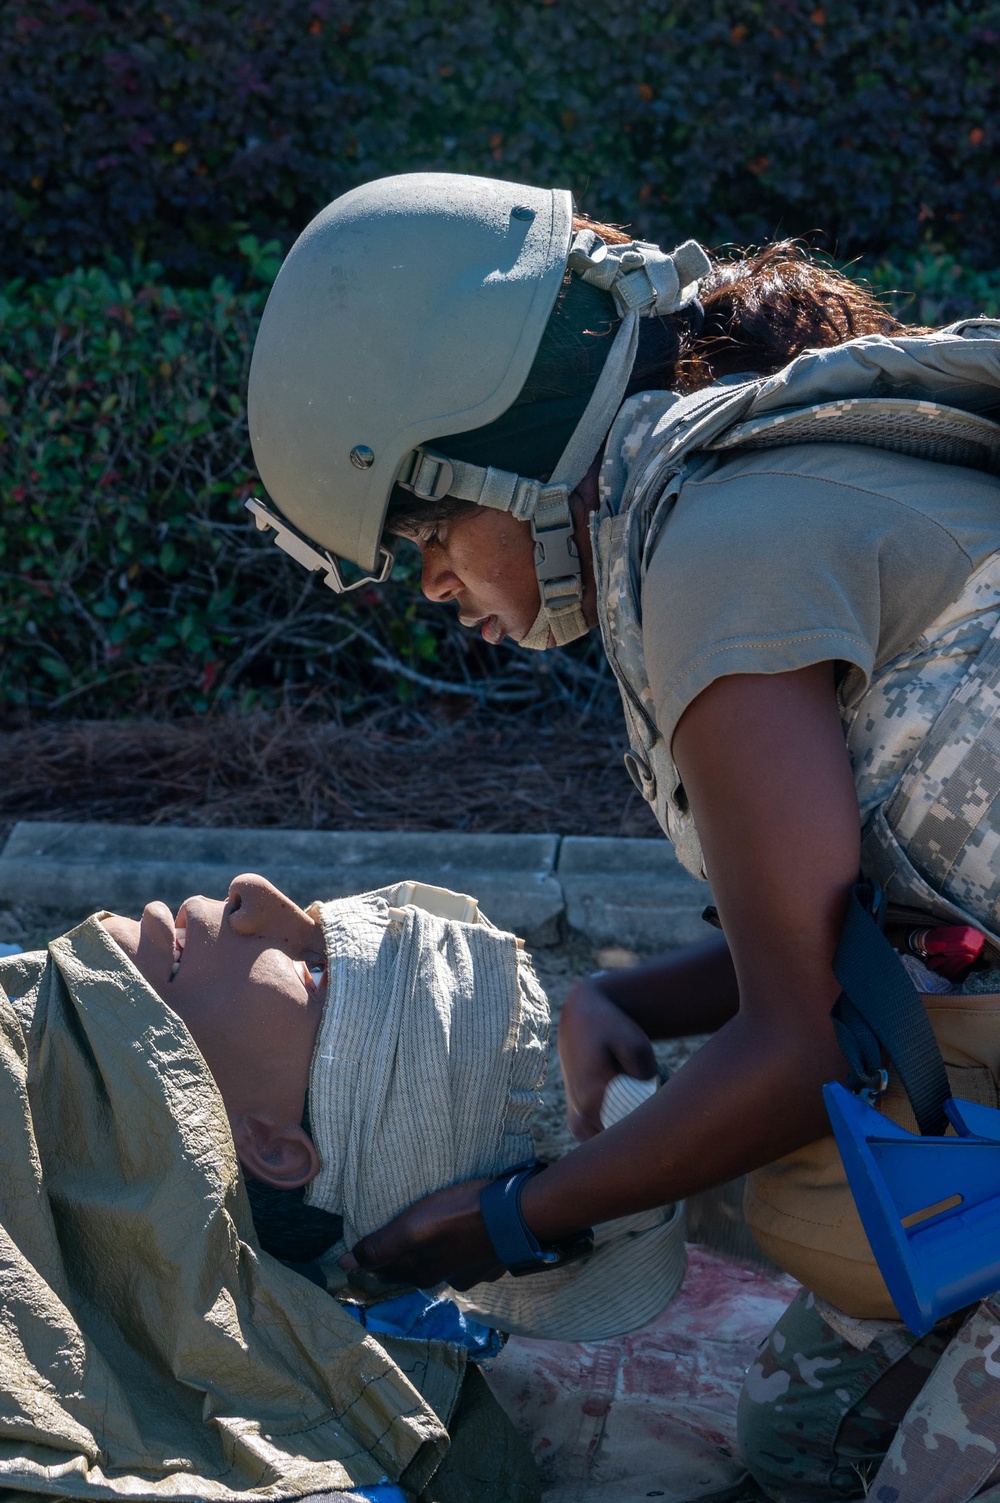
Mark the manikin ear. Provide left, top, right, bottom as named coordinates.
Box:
left=230, top=1113, right=320, bottom=1189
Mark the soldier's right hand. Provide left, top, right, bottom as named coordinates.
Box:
left=558, top=978, right=657, bottom=1141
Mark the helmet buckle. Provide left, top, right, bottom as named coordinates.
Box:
left=531, top=510, right=579, bottom=586
left=398, top=447, right=455, bottom=502
left=616, top=261, right=662, bottom=314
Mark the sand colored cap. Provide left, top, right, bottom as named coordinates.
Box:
left=248, top=173, right=574, bottom=574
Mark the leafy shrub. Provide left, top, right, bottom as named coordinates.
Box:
left=868, top=246, right=1000, bottom=326
left=3, top=0, right=999, bottom=284
left=0, top=256, right=607, bottom=713
left=4, top=246, right=1000, bottom=716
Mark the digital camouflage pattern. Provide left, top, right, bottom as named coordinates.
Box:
left=858, top=577, right=1000, bottom=943
left=591, top=381, right=753, bottom=879
left=868, top=1294, right=1000, bottom=1503
left=736, top=1289, right=984, bottom=1501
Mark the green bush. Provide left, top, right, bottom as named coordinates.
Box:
left=868, top=248, right=1000, bottom=326
left=0, top=250, right=611, bottom=714
left=3, top=0, right=1000, bottom=284
left=4, top=245, right=999, bottom=716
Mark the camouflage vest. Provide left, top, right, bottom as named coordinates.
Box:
left=591, top=321, right=1000, bottom=938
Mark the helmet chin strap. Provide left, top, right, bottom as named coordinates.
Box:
left=398, top=235, right=711, bottom=651
left=519, top=605, right=554, bottom=652
left=519, top=594, right=589, bottom=651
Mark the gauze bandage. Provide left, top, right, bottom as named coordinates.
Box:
left=305, top=881, right=685, bottom=1341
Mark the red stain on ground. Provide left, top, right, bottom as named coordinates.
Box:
left=485, top=1246, right=798, bottom=1500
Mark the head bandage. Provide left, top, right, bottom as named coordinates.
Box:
left=305, top=881, right=685, bottom=1341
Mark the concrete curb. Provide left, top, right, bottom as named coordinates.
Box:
left=0, top=821, right=709, bottom=949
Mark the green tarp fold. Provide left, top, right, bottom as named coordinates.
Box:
left=0, top=918, right=457, bottom=1502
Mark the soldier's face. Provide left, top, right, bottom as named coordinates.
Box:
left=410, top=506, right=543, bottom=647
left=406, top=462, right=602, bottom=648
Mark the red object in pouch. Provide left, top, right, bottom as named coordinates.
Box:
left=908, top=924, right=985, bottom=980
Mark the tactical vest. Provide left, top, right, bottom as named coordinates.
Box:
left=591, top=320, right=1000, bottom=939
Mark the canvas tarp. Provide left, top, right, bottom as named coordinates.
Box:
left=0, top=917, right=459, bottom=1503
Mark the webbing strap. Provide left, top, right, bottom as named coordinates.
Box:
left=400, top=448, right=543, bottom=521
left=832, top=883, right=952, bottom=1137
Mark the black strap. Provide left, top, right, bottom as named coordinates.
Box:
left=480, top=1159, right=555, bottom=1274
left=831, top=882, right=951, bottom=1137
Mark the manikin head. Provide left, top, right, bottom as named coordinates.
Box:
left=101, top=874, right=325, bottom=1194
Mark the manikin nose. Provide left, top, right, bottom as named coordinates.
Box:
left=226, top=873, right=309, bottom=937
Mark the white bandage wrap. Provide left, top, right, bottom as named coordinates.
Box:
left=305, top=883, right=686, bottom=1341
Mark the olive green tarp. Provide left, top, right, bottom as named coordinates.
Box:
left=0, top=917, right=464, bottom=1503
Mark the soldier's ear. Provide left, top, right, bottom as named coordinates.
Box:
left=230, top=1113, right=320, bottom=1188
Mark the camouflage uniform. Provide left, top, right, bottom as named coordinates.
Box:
left=737, top=1290, right=1000, bottom=1501
left=592, top=321, right=1000, bottom=936
left=590, top=324, right=1000, bottom=1499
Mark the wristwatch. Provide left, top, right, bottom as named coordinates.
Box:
left=480, top=1159, right=594, bottom=1277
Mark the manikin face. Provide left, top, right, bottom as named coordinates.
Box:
left=101, top=874, right=326, bottom=1189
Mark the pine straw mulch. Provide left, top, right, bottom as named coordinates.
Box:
left=0, top=705, right=661, bottom=842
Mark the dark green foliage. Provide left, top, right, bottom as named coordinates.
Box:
left=4, top=0, right=1000, bottom=714
left=4, top=0, right=1000, bottom=283
left=1, top=254, right=620, bottom=713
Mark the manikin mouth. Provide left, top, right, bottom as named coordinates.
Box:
left=294, top=959, right=327, bottom=994
left=169, top=907, right=188, bottom=981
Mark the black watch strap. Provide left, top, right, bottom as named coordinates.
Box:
left=480, top=1159, right=593, bottom=1277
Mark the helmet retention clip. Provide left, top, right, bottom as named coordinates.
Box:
left=246, top=497, right=393, bottom=594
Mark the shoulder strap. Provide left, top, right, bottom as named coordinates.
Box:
left=709, top=396, right=1000, bottom=476
left=831, top=882, right=952, bottom=1137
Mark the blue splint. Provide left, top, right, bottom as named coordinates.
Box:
left=824, top=1081, right=1000, bottom=1336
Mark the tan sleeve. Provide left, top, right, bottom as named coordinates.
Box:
left=640, top=448, right=976, bottom=749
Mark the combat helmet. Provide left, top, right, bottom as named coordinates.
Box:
left=247, top=172, right=709, bottom=647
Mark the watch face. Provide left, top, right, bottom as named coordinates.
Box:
left=507, top=1229, right=595, bottom=1278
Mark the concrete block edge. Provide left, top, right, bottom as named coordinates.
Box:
left=0, top=821, right=709, bottom=951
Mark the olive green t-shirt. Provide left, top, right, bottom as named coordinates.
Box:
left=641, top=441, right=1000, bottom=747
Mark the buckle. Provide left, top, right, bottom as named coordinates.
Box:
left=397, top=447, right=454, bottom=502
left=540, top=576, right=583, bottom=612
left=531, top=513, right=579, bottom=584
left=859, top=1067, right=890, bottom=1107
left=615, top=261, right=661, bottom=314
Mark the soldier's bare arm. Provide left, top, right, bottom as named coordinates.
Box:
left=348, top=662, right=860, bottom=1285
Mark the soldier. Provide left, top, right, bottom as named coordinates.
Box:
left=246, top=173, right=1000, bottom=1500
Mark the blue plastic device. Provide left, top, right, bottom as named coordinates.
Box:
left=824, top=1081, right=1000, bottom=1336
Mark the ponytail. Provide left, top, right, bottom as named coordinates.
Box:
left=575, top=215, right=908, bottom=393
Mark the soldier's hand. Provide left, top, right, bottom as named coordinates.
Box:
left=341, top=1178, right=503, bottom=1290
left=559, top=977, right=657, bottom=1140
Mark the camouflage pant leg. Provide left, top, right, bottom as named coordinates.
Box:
left=870, top=1296, right=1000, bottom=1503
left=736, top=1288, right=969, bottom=1502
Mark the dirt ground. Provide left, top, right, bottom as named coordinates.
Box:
left=0, top=705, right=662, bottom=848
